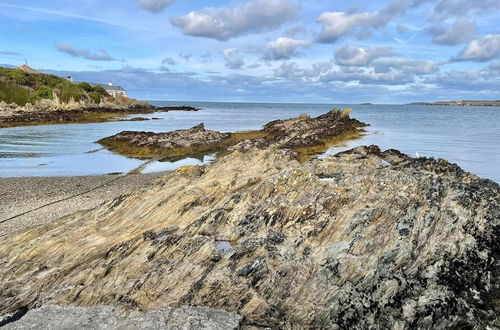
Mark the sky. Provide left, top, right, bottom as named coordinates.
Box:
left=0, top=0, right=499, bottom=103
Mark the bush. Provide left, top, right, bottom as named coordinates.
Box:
left=93, top=85, right=109, bottom=96
left=0, top=81, right=36, bottom=106
left=8, top=70, right=28, bottom=85
left=58, top=83, right=84, bottom=103
left=42, top=74, right=66, bottom=88
left=36, top=85, right=53, bottom=99
left=89, top=92, right=102, bottom=104
left=78, top=82, right=94, bottom=93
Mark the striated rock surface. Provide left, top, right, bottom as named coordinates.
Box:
left=98, top=109, right=367, bottom=159
left=1, top=305, right=241, bottom=329
left=0, top=144, right=498, bottom=328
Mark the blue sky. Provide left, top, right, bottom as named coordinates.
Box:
left=0, top=0, right=499, bottom=103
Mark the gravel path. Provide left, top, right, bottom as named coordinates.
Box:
left=0, top=172, right=169, bottom=237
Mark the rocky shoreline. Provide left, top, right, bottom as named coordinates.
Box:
left=0, top=110, right=498, bottom=329
left=410, top=100, right=500, bottom=106
left=0, top=102, right=199, bottom=128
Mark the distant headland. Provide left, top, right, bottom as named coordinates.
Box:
left=410, top=100, right=500, bottom=107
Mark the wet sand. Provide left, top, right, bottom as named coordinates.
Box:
left=0, top=172, right=169, bottom=237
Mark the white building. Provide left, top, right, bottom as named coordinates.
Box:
left=91, top=81, right=128, bottom=98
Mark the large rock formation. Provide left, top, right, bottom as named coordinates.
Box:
left=0, top=143, right=498, bottom=328
left=97, top=109, right=367, bottom=159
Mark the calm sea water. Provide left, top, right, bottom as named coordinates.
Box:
left=0, top=102, right=498, bottom=182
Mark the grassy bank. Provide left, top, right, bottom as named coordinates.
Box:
left=0, top=67, right=109, bottom=106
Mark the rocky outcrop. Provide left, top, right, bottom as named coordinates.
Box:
left=0, top=102, right=199, bottom=128
left=98, top=124, right=231, bottom=159
left=98, top=109, right=367, bottom=159
left=0, top=143, right=498, bottom=328
left=1, top=305, right=242, bottom=329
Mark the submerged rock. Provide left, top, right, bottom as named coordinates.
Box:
left=0, top=144, right=498, bottom=328
left=97, top=109, right=368, bottom=159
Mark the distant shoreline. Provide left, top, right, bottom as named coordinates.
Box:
left=410, top=100, right=500, bottom=107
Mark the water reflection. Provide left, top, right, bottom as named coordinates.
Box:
left=0, top=102, right=498, bottom=182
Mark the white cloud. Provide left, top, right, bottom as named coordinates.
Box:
left=334, top=42, right=395, bottom=66
left=170, top=0, right=300, bottom=41
left=453, top=34, right=500, bottom=62
left=136, top=0, right=174, bottom=13
left=431, top=0, right=500, bottom=20
left=54, top=42, right=117, bottom=61
left=264, top=37, right=310, bottom=60
left=223, top=48, right=244, bottom=70
left=316, top=0, right=429, bottom=43
left=426, top=19, right=476, bottom=45
left=373, top=59, right=441, bottom=74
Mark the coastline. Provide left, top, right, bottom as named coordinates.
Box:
left=0, top=171, right=169, bottom=237
left=0, top=103, right=199, bottom=128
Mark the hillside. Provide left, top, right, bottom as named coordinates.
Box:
left=0, top=67, right=110, bottom=106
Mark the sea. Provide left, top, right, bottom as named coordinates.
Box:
left=0, top=101, right=498, bottom=183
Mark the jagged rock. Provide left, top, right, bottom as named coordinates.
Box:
left=0, top=144, right=498, bottom=329
left=98, top=123, right=231, bottom=158
left=1, top=305, right=242, bottom=329
left=98, top=109, right=368, bottom=159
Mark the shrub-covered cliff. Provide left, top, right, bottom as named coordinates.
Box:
left=0, top=67, right=110, bottom=106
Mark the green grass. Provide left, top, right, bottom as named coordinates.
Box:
left=0, top=67, right=110, bottom=106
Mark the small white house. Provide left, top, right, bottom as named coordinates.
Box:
left=92, top=81, right=128, bottom=98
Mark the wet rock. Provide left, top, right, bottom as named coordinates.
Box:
left=98, top=109, right=368, bottom=159
left=97, top=124, right=230, bottom=158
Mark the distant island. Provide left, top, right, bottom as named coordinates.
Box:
left=410, top=100, right=500, bottom=107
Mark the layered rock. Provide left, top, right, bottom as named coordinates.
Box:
left=0, top=144, right=498, bottom=328
left=98, top=109, right=367, bottom=159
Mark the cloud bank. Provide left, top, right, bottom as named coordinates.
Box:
left=170, top=0, right=300, bottom=41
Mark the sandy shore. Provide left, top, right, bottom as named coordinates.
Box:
left=0, top=172, right=169, bottom=237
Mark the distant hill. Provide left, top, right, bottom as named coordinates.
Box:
left=410, top=100, right=500, bottom=107
left=0, top=66, right=109, bottom=106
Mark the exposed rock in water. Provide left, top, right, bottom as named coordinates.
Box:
left=153, top=106, right=199, bottom=111
left=98, top=109, right=367, bottom=159
left=1, top=305, right=242, bottom=329
left=0, top=144, right=498, bottom=328
left=98, top=123, right=231, bottom=159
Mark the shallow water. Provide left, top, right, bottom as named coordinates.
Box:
left=0, top=101, right=498, bottom=182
